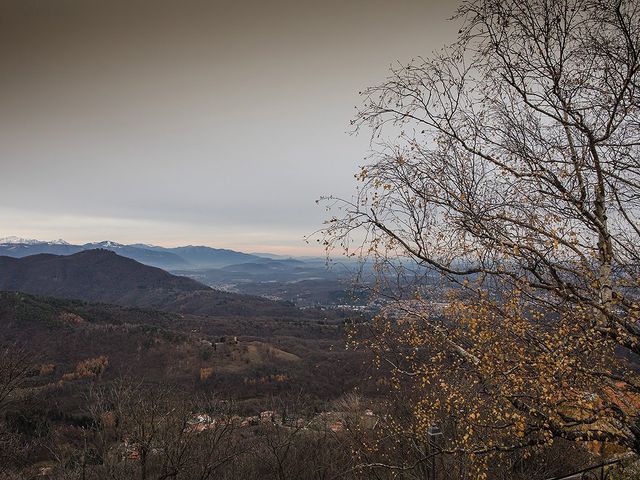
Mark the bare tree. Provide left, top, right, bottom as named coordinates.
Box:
left=0, top=347, right=30, bottom=414
left=0, top=347, right=31, bottom=476
left=324, top=0, right=640, bottom=468
left=61, top=379, right=243, bottom=480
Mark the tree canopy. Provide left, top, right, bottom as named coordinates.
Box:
left=325, top=0, right=640, bottom=466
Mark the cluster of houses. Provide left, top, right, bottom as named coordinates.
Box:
left=184, top=408, right=365, bottom=433
left=118, top=408, right=378, bottom=461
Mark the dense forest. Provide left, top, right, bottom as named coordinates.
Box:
left=0, top=292, right=619, bottom=480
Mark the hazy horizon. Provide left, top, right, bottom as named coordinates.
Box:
left=1, top=0, right=458, bottom=255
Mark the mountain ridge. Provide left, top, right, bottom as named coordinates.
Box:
left=0, top=237, right=271, bottom=270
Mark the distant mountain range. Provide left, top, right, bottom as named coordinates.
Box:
left=0, top=249, right=301, bottom=317
left=0, top=237, right=370, bottom=308
left=0, top=237, right=276, bottom=270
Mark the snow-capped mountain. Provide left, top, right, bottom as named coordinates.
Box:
left=83, top=240, right=125, bottom=248
left=0, top=236, right=70, bottom=245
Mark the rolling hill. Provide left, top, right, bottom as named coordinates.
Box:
left=0, top=290, right=365, bottom=409
left=0, top=250, right=301, bottom=317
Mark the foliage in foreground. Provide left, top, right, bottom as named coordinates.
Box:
left=324, top=0, right=640, bottom=471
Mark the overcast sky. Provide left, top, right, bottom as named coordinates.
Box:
left=1, top=0, right=458, bottom=255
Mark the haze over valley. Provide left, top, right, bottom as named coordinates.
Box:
left=0, top=236, right=369, bottom=308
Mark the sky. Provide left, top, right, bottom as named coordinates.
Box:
left=1, top=0, right=458, bottom=255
